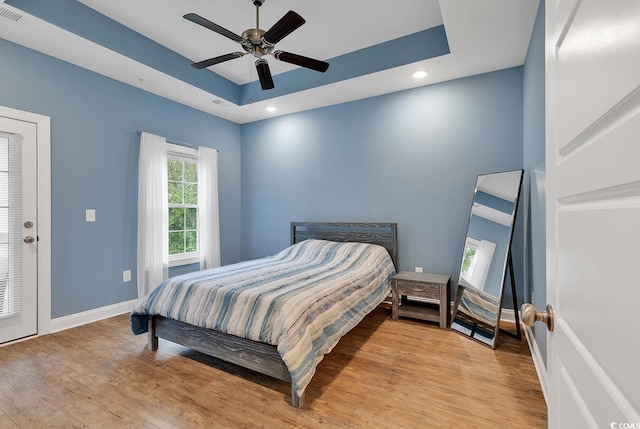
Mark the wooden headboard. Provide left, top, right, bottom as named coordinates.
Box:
left=290, top=222, right=398, bottom=268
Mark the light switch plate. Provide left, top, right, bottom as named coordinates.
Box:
left=123, top=270, right=131, bottom=282
left=86, top=209, right=96, bottom=222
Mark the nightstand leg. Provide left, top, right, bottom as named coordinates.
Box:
left=439, top=283, right=447, bottom=329
left=392, top=283, right=399, bottom=320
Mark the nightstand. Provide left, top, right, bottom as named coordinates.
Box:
left=391, top=271, right=451, bottom=329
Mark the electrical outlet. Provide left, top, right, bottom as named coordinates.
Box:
left=86, top=209, right=96, bottom=222
left=123, top=270, right=131, bottom=282
left=415, top=267, right=423, bottom=273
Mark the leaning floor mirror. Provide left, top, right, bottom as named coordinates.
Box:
left=451, top=169, right=524, bottom=349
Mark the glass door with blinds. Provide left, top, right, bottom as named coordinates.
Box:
left=0, top=117, right=37, bottom=344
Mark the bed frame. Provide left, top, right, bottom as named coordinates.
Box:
left=147, top=222, right=398, bottom=408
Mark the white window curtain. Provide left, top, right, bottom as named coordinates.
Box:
left=137, top=132, right=168, bottom=298
left=197, top=146, right=220, bottom=269
left=467, top=239, right=496, bottom=291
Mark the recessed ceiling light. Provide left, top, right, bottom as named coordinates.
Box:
left=412, top=70, right=428, bottom=79
left=266, top=106, right=277, bottom=112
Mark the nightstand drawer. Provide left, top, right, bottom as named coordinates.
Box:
left=395, top=280, right=440, bottom=300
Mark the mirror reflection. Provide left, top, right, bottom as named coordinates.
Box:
left=451, top=169, right=523, bottom=348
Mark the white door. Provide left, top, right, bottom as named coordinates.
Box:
left=545, top=0, right=640, bottom=427
left=0, top=116, right=38, bottom=344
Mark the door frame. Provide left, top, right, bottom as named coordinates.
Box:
left=0, top=105, right=51, bottom=337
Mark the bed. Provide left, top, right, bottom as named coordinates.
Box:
left=131, top=222, right=397, bottom=408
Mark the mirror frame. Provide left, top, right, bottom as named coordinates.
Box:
left=451, top=169, right=524, bottom=349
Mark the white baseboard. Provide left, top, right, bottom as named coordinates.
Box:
left=500, top=308, right=516, bottom=323
left=523, top=323, right=549, bottom=405
left=50, top=299, right=138, bottom=333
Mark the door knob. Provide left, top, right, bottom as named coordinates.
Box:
left=521, top=303, right=554, bottom=332
left=23, top=236, right=35, bottom=244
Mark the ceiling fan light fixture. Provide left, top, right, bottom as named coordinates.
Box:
left=412, top=70, right=428, bottom=79
left=184, top=0, right=329, bottom=90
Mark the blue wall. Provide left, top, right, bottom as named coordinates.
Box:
left=241, top=67, right=525, bottom=301
left=523, top=2, right=547, bottom=363
left=475, top=191, right=516, bottom=215
left=0, top=38, right=242, bottom=318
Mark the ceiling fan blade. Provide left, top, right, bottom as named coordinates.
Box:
left=255, top=59, right=274, bottom=90
left=262, top=11, right=305, bottom=45
left=183, top=13, right=243, bottom=43
left=273, top=51, right=329, bottom=73
left=191, top=52, right=245, bottom=69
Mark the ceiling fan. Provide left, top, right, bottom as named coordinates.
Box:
left=184, top=0, right=330, bottom=90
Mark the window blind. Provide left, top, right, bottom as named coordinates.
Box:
left=0, top=131, right=22, bottom=319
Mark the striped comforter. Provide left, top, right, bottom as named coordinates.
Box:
left=456, top=280, right=500, bottom=327
left=130, top=239, right=396, bottom=397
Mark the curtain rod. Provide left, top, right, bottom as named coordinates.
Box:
left=136, top=130, right=219, bottom=152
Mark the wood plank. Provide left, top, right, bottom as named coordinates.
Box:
left=154, top=316, right=290, bottom=382
left=0, top=307, right=546, bottom=428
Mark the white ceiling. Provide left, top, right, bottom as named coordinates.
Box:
left=79, top=0, right=446, bottom=85
left=477, top=170, right=523, bottom=202
left=0, top=0, right=540, bottom=124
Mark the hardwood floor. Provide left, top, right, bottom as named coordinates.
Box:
left=0, top=306, right=547, bottom=428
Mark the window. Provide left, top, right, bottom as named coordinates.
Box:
left=167, top=145, right=198, bottom=266
left=138, top=132, right=219, bottom=297
left=461, top=241, right=478, bottom=278
left=460, top=237, right=496, bottom=291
